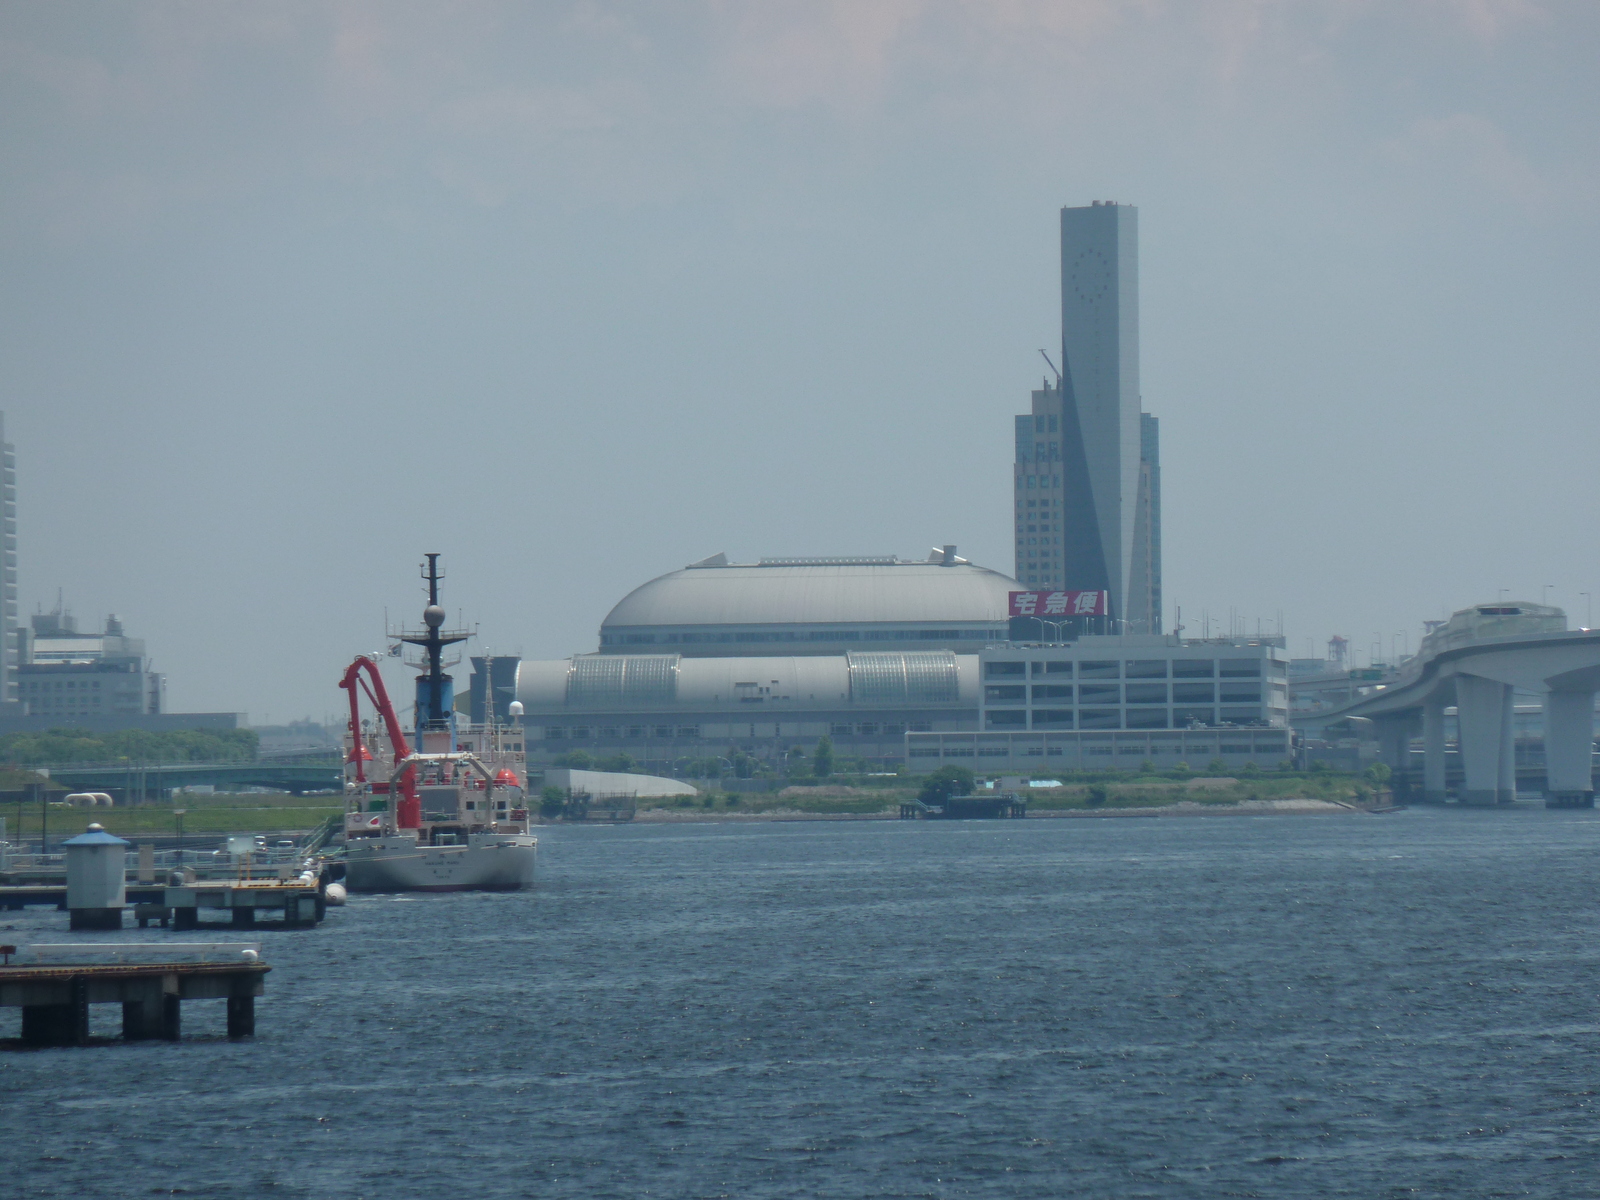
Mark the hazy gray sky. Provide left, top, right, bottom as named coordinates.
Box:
left=3, top=0, right=1598, bottom=721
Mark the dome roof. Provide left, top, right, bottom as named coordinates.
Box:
left=601, top=556, right=1020, bottom=632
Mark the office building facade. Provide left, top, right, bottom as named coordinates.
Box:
left=905, top=636, right=1290, bottom=771
left=1015, top=202, right=1160, bottom=633
left=14, top=607, right=164, bottom=719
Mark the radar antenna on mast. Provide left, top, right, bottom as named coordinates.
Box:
left=397, top=553, right=472, bottom=736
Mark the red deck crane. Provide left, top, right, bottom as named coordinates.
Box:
left=339, top=655, right=421, bottom=829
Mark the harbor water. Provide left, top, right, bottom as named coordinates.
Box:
left=5, top=808, right=1600, bottom=1198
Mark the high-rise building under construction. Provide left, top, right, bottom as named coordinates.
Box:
left=0, top=412, right=15, bottom=704
left=1014, top=202, right=1160, bottom=632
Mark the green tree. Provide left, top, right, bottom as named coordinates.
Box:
left=596, top=751, right=636, bottom=773
left=540, top=786, right=568, bottom=818
left=918, top=765, right=974, bottom=805
left=732, top=751, right=755, bottom=779
left=553, top=750, right=593, bottom=770
left=1363, top=762, right=1392, bottom=787
left=1086, top=783, right=1108, bottom=807
left=812, top=735, right=834, bottom=779
left=1206, top=758, right=1229, bottom=775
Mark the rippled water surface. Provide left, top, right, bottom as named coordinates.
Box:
left=6, top=808, right=1600, bottom=1198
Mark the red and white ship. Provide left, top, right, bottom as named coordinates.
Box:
left=338, top=556, right=537, bottom=892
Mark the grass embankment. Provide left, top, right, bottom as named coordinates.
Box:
left=634, top=770, right=1371, bottom=817
left=2, top=793, right=341, bottom=841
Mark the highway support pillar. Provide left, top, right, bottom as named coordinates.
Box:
left=1375, top=717, right=1413, bottom=791
left=1422, top=694, right=1448, bottom=804
left=1456, top=675, right=1515, bottom=805
left=1499, top=687, right=1516, bottom=804
left=1543, top=689, right=1596, bottom=808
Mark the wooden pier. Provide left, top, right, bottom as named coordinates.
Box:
left=0, top=952, right=269, bottom=1046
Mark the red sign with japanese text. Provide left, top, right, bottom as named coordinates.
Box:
left=1008, top=590, right=1108, bottom=618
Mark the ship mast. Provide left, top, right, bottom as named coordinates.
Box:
left=398, top=553, right=471, bottom=738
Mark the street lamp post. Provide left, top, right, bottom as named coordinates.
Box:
left=1583, top=592, right=1593, bottom=629
left=173, top=809, right=186, bottom=861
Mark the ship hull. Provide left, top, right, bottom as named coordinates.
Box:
left=344, top=834, right=537, bottom=893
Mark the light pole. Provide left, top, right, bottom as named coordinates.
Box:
left=173, top=809, right=186, bottom=861
left=1582, top=592, right=1592, bottom=629
left=1543, top=583, right=1553, bottom=607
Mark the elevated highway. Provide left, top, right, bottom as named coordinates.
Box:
left=1342, top=603, right=1600, bottom=806
left=43, top=761, right=342, bottom=798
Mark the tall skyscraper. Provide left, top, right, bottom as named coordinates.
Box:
left=0, top=413, right=15, bottom=703
left=1014, top=202, right=1161, bottom=632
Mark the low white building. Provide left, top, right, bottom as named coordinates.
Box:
left=905, top=635, right=1291, bottom=771
left=542, top=768, right=698, bottom=799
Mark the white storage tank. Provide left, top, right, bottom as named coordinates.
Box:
left=64, top=823, right=130, bottom=931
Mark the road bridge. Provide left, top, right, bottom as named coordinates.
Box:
left=1342, top=603, right=1600, bottom=807
left=41, top=761, right=342, bottom=798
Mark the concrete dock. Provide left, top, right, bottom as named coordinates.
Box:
left=0, top=948, right=269, bottom=1046
left=165, top=881, right=325, bottom=929
left=0, top=880, right=326, bottom=928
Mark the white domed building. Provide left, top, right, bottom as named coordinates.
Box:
left=514, top=549, right=1019, bottom=769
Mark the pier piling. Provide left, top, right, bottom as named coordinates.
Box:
left=3, top=956, right=268, bottom=1046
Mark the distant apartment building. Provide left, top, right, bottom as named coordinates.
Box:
left=14, top=606, right=164, bottom=719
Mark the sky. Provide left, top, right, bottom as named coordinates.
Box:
left=3, top=0, right=1598, bottom=722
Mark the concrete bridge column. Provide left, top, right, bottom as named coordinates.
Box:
left=1543, top=690, right=1596, bottom=808
left=1422, top=694, right=1447, bottom=804
left=1375, top=718, right=1412, bottom=773
left=1456, top=675, right=1514, bottom=806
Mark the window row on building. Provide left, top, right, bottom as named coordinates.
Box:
left=986, top=706, right=1279, bottom=730
left=985, top=657, right=1284, bottom=680
left=985, top=683, right=1272, bottom=704
left=539, top=721, right=938, bottom=743
left=905, top=729, right=1293, bottom=768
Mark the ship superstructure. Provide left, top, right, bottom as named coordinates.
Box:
left=338, top=556, right=537, bottom=892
